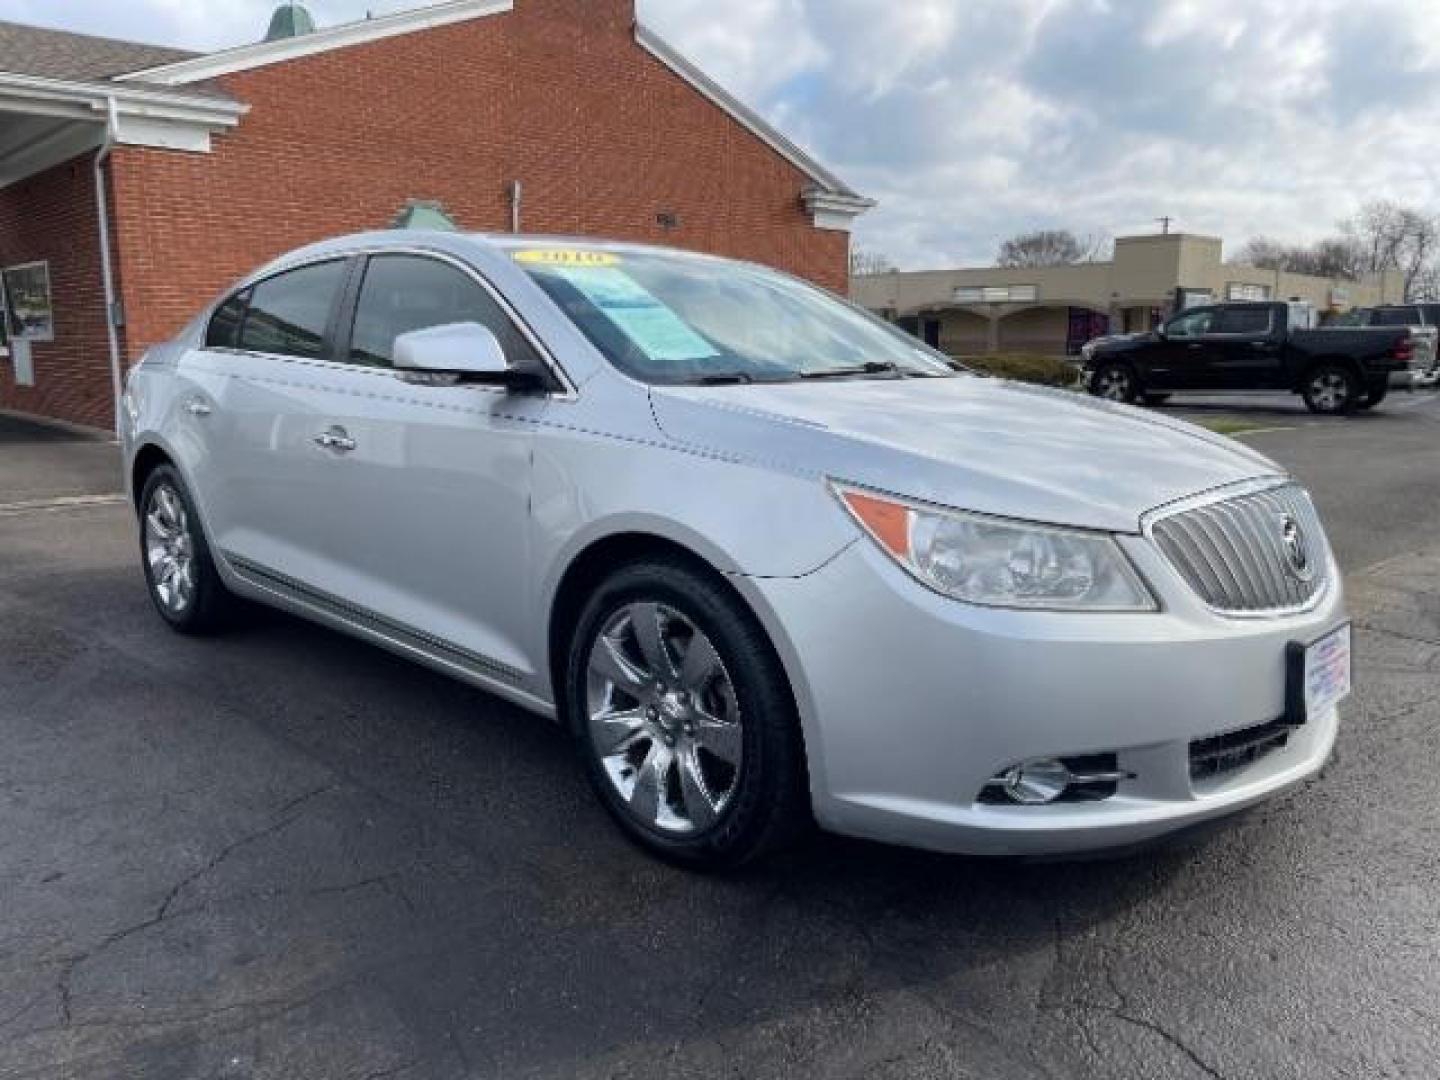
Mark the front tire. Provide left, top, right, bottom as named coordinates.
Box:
left=565, top=559, right=808, bottom=869
left=139, top=465, right=234, bottom=635
left=1090, top=362, right=1139, bottom=404
left=1302, top=365, right=1358, bottom=415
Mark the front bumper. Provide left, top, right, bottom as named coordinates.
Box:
left=750, top=533, right=1346, bottom=857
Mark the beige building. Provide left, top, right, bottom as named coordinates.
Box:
left=853, top=233, right=1407, bottom=357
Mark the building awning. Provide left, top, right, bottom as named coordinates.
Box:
left=0, top=71, right=246, bottom=186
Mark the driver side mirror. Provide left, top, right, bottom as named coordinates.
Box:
left=1154, top=325, right=1168, bottom=340
left=392, top=322, right=541, bottom=391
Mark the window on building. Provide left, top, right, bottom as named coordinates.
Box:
left=954, top=285, right=1039, bottom=304
left=1166, top=308, right=1216, bottom=338
left=1215, top=307, right=1274, bottom=335
left=348, top=255, right=541, bottom=370
left=1226, top=283, right=1272, bottom=302
left=237, top=261, right=348, bottom=359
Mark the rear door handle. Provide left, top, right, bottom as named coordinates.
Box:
left=313, top=427, right=356, bottom=454
left=183, top=398, right=212, bottom=417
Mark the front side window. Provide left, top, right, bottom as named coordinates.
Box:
left=348, top=255, right=541, bottom=370
left=1215, top=307, right=1273, bottom=335
left=506, top=245, right=954, bottom=385
left=237, top=260, right=347, bottom=359
left=1166, top=308, right=1216, bottom=338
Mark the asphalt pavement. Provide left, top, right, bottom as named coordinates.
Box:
left=1, top=394, right=1438, bottom=1080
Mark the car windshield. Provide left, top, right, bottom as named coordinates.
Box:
left=508, top=245, right=955, bottom=385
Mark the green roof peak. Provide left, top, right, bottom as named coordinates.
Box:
left=264, top=3, right=317, bottom=42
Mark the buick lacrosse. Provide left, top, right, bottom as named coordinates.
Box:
left=121, top=233, right=1351, bottom=868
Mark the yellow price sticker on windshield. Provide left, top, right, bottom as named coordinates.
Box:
left=513, top=249, right=621, bottom=268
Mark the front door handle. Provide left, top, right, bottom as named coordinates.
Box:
left=183, top=398, right=212, bottom=417
left=313, top=427, right=356, bottom=454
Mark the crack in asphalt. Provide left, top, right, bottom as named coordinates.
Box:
left=48, top=782, right=335, bottom=1032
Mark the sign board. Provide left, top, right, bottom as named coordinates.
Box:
left=2, top=261, right=54, bottom=342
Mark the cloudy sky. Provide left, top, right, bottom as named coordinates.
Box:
left=7, top=0, right=1440, bottom=269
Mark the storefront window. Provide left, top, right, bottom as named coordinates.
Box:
left=2, top=261, right=55, bottom=342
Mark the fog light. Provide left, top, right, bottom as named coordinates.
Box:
left=994, top=759, right=1072, bottom=805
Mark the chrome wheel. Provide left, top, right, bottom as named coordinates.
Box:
left=144, top=483, right=196, bottom=615
left=1308, top=371, right=1349, bottom=413
left=1094, top=366, right=1133, bottom=402
left=586, top=602, right=743, bottom=835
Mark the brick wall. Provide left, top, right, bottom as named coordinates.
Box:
left=0, top=156, right=120, bottom=429
left=109, top=0, right=851, bottom=363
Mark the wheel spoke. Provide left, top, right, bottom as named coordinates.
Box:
left=679, top=631, right=721, bottom=692
left=591, top=635, right=649, bottom=696
left=631, top=603, right=678, bottom=683
left=693, top=712, right=742, bottom=767
left=146, top=510, right=175, bottom=541
left=629, top=741, right=673, bottom=825
left=158, top=488, right=181, bottom=531
left=591, top=707, right=648, bottom=757
left=677, top=746, right=719, bottom=829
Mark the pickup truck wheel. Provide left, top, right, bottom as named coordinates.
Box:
left=1091, top=363, right=1138, bottom=404
left=1302, top=365, right=1358, bottom=415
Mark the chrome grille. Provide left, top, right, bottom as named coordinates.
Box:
left=1150, top=483, right=1329, bottom=615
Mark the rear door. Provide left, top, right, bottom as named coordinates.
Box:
left=1149, top=306, right=1221, bottom=389
left=1211, top=305, right=1283, bottom=388
left=177, top=258, right=353, bottom=574
left=267, top=251, right=556, bottom=686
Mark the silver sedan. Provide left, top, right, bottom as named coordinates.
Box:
left=121, top=233, right=1351, bottom=868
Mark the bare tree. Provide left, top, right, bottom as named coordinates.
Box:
left=996, top=229, right=1091, bottom=268
left=1341, top=200, right=1440, bottom=298
left=849, top=248, right=896, bottom=277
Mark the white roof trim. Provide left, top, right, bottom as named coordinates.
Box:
left=117, top=0, right=513, bottom=86
left=0, top=71, right=246, bottom=127
left=635, top=22, right=861, bottom=200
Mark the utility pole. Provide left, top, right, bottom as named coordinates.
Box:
left=1156, top=216, right=1174, bottom=236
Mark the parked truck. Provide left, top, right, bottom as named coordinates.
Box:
left=1082, top=301, right=1423, bottom=414
left=1325, top=304, right=1440, bottom=389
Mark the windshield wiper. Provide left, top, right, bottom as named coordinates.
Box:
left=800, top=361, right=902, bottom=381
left=693, top=372, right=755, bottom=386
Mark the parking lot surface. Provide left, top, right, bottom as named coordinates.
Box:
left=2, top=394, right=1439, bottom=1079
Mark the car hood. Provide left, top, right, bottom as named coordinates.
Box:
left=649, top=376, right=1283, bottom=534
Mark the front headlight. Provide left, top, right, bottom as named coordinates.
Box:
left=834, top=484, right=1157, bottom=612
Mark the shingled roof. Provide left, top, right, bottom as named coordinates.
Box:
left=0, top=20, right=200, bottom=83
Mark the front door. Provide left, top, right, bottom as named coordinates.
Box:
left=1149, top=306, right=1222, bottom=390
left=279, top=251, right=555, bottom=687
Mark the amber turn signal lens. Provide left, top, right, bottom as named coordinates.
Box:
left=841, top=490, right=911, bottom=559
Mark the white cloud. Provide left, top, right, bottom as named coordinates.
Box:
left=7, top=0, right=1440, bottom=270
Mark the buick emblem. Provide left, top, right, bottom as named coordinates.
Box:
left=1279, top=515, right=1314, bottom=582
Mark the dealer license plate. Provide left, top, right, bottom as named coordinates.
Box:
left=1302, top=624, right=1352, bottom=720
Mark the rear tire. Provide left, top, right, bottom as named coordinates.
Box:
left=1301, top=365, right=1359, bottom=415
left=1090, top=363, right=1139, bottom=404
left=139, top=465, right=235, bottom=635
left=564, top=558, right=809, bottom=870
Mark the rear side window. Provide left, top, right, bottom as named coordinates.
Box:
left=206, top=290, right=249, bottom=349
left=1215, top=307, right=1273, bottom=335
left=237, top=260, right=347, bottom=359
left=347, top=254, right=542, bottom=370
left=1372, top=307, right=1422, bottom=327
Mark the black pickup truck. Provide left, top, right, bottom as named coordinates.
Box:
left=1081, top=301, right=1418, bottom=414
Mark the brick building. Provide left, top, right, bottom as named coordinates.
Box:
left=0, top=0, right=871, bottom=429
